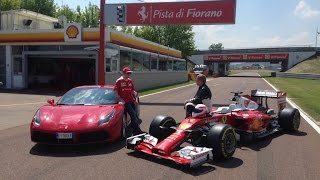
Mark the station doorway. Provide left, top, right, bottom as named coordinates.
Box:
left=26, top=54, right=96, bottom=90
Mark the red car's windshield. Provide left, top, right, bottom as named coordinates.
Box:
left=57, top=87, right=118, bottom=105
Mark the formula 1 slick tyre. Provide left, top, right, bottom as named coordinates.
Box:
left=278, top=108, right=300, bottom=132
left=207, top=124, right=236, bottom=160
left=149, top=115, right=176, bottom=141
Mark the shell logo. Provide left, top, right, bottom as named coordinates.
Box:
left=66, top=25, right=79, bottom=39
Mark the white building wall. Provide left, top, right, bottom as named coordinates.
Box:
left=0, top=13, right=12, bottom=30
left=12, top=13, right=55, bottom=30
left=1, top=10, right=57, bottom=31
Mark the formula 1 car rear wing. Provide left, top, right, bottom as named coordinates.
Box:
left=251, top=90, right=286, bottom=99
left=251, top=89, right=287, bottom=111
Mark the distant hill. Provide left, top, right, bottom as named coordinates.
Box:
left=287, top=56, right=320, bottom=74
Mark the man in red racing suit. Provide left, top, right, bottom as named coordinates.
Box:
left=115, top=67, right=142, bottom=135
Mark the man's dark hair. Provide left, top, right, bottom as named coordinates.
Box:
left=197, top=74, right=206, bottom=84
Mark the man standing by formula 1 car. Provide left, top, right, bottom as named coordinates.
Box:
left=185, top=74, right=212, bottom=117
left=115, top=67, right=143, bottom=135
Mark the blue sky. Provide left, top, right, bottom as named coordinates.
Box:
left=55, top=0, right=320, bottom=49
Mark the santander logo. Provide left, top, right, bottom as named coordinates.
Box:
left=138, top=6, right=148, bottom=23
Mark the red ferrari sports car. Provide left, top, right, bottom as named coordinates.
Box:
left=30, top=85, right=138, bottom=145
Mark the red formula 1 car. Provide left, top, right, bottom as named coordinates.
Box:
left=30, top=85, right=140, bottom=145
left=212, top=90, right=301, bottom=143
left=127, top=111, right=237, bottom=168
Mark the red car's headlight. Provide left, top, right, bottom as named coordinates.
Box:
left=33, top=110, right=41, bottom=126
left=98, top=109, right=116, bottom=126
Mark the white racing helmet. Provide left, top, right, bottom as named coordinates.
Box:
left=192, top=104, right=208, bottom=118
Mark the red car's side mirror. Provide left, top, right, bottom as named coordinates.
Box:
left=47, top=99, right=55, bottom=105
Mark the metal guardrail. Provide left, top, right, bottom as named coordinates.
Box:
left=276, top=72, right=320, bottom=80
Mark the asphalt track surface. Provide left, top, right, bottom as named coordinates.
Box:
left=0, top=72, right=320, bottom=180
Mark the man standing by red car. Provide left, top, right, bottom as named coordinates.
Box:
left=115, top=67, right=142, bottom=135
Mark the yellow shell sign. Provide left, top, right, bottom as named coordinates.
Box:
left=64, top=23, right=82, bottom=42
left=66, top=25, right=79, bottom=39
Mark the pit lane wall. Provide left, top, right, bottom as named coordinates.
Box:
left=105, top=72, right=188, bottom=91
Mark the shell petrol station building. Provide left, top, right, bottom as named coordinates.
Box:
left=0, top=9, right=187, bottom=90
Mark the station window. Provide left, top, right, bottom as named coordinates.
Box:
left=106, top=57, right=118, bottom=72
left=167, top=59, right=173, bottom=71
left=143, top=53, right=150, bottom=71
left=132, top=51, right=146, bottom=71
left=106, top=58, right=111, bottom=72
left=158, top=56, right=168, bottom=71
left=120, top=50, right=131, bottom=69
left=105, top=48, right=119, bottom=72
left=150, top=55, right=158, bottom=71
left=173, top=59, right=186, bottom=71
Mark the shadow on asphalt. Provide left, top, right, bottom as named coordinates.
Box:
left=240, top=130, right=307, bottom=152
left=209, top=157, right=243, bottom=169
left=127, top=151, right=243, bottom=176
left=127, top=151, right=216, bottom=176
left=29, top=140, right=126, bottom=157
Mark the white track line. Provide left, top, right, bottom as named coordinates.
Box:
left=261, top=77, right=320, bottom=135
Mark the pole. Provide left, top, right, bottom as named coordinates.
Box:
left=99, top=0, right=106, bottom=85
left=316, top=27, right=318, bottom=48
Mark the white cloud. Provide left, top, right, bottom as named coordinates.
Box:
left=193, top=25, right=226, bottom=49
left=256, top=32, right=310, bottom=47
left=294, top=0, right=320, bottom=18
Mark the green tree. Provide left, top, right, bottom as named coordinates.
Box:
left=135, top=26, right=162, bottom=44
left=74, top=5, right=82, bottom=23
left=135, top=25, right=196, bottom=57
left=162, top=25, right=196, bottom=57
left=54, top=5, right=75, bottom=23
left=120, top=26, right=134, bottom=34
left=21, top=0, right=56, bottom=17
left=109, top=25, right=118, bottom=30
left=0, top=0, right=21, bottom=11
left=209, top=43, right=224, bottom=51
left=133, top=26, right=141, bottom=36
left=82, top=2, right=99, bottom=28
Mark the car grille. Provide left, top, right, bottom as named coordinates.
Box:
left=31, top=131, right=57, bottom=143
left=31, top=131, right=108, bottom=144
left=78, top=131, right=108, bottom=143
